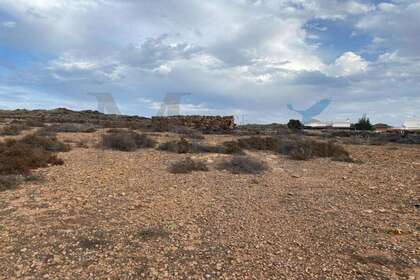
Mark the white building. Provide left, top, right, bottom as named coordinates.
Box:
left=305, top=119, right=331, bottom=128
left=402, top=119, right=420, bottom=130
left=332, top=119, right=352, bottom=129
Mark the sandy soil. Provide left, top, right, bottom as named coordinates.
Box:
left=0, top=132, right=419, bottom=279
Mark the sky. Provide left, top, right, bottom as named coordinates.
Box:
left=0, top=0, right=419, bottom=125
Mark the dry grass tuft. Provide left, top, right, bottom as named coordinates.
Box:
left=0, top=124, right=29, bottom=136
left=217, top=155, right=268, bottom=174
left=159, top=138, right=236, bottom=154
left=235, top=136, right=353, bottom=162
left=0, top=175, right=24, bottom=192
left=169, top=157, right=209, bottom=174
left=0, top=140, right=65, bottom=176
left=42, top=123, right=97, bottom=133
left=101, top=130, right=156, bottom=151
left=21, top=133, right=71, bottom=152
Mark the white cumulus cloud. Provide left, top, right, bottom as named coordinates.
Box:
left=325, top=52, right=368, bottom=77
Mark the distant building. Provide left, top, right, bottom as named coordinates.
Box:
left=332, top=119, right=352, bottom=129
left=402, top=119, right=420, bottom=130
left=305, top=119, right=330, bottom=128
left=305, top=119, right=352, bottom=129
left=373, top=123, right=392, bottom=131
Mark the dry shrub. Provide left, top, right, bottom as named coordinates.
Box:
left=0, top=132, right=68, bottom=189
left=0, top=124, right=29, bottom=136
left=192, top=143, right=226, bottom=153
left=234, top=136, right=352, bottom=162
left=21, top=133, right=71, bottom=152
left=0, top=174, right=44, bottom=192
left=217, top=155, right=268, bottom=174
left=170, top=126, right=205, bottom=140
left=169, top=157, right=209, bottom=174
left=158, top=138, right=193, bottom=153
left=289, top=141, right=313, bottom=160
left=24, top=119, right=45, bottom=128
left=101, top=131, right=156, bottom=151
left=137, top=227, right=170, bottom=241
left=0, top=140, right=63, bottom=175
left=221, top=141, right=244, bottom=154
left=159, top=138, right=227, bottom=154
left=76, top=140, right=90, bottom=148
left=0, top=175, right=24, bottom=192
left=237, top=136, right=283, bottom=151
left=42, top=123, right=97, bottom=133
left=313, top=141, right=352, bottom=161
left=106, top=128, right=126, bottom=133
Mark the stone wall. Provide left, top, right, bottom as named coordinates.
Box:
left=151, top=115, right=235, bottom=133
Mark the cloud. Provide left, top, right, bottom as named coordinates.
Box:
left=0, top=0, right=419, bottom=125
left=325, top=52, right=368, bottom=77
left=356, top=1, right=420, bottom=57
left=377, top=2, right=397, bottom=12
left=2, top=21, right=16, bottom=28
left=120, top=35, right=203, bottom=70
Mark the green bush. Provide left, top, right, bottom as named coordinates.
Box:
left=353, top=115, right=374, bottom=131
left=287, top=119, right=303, bottom=130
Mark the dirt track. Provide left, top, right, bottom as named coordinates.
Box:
left=0, top=132, right=419, bottom=279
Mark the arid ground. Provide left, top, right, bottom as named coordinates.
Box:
left=0, top=131, right=419, bottom=279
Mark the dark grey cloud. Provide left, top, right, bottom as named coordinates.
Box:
left=120, top=34, right=203, bottom=69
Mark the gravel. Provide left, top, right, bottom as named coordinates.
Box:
left=0, top=131, right=419, bottom=279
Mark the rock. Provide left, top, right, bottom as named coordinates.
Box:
left=53, top=255, right=61, bottom=263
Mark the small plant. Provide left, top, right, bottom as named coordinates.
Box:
left=170, top=126, right=205, bottom=140
left=169, top=157, right=209, bottom=174
left=222, top=141, right=244, bottom=154
left=0, top=124, right=28, bottom=136
left=0, top=132, right=68, bottom=187
left=137, top=227, right=170, bottom=241
left=21, top=133, right=71, bottom=152
left=237, top=136, right=282, bottom=151
left=24, top=119, right=45, bottom=128
left=101, top=131, right=156, bottom=151
left=217, top=156, right=268, bottom=174
left=287, top=119, right=303, bottom=130
left=353, top=115, right=374, bottom=131
left=289, top=141, right=313, bottom=160
left=42, top=123, right=97, bottom=133
left=0, top=175, right=24, bottom=192
left=159, top=138, right=227, bottom=154
left=288, top=139, right=353, bottom=162
left=0, top=141, right=63, bottom=175
left=158, top=138, right=193, bottom=153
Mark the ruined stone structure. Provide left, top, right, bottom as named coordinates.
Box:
left=151, top=115, right=235, bottom=132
